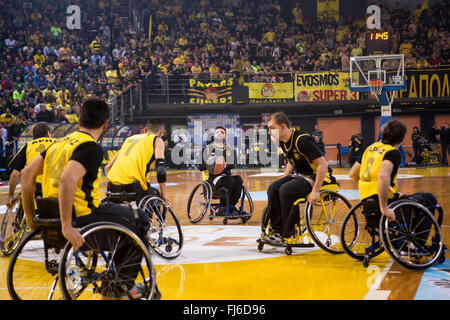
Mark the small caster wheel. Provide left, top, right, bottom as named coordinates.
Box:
left=223, top=218, right=228, bottom=225
left=437, top=251, right=446, bottom=264
left=257, top=242, right=264, bottom=252
left=165, top=244, right=173, bottom=253
left=363, top=255, right=370, bottom=268
left=241, top=217, right=249, bottom=223
left=285, top=247, right=292, bottom=255
left=209, top=215, right=214, bottom=221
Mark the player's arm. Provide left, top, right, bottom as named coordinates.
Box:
left=59, top=160, right=87, bottom=250
left=283, top=161, right=294, bottom=176
left=349, top=161, right=361, bottom=187
left=104, top=150, right=120, bottom=176
left=309, top=156, right=328, bottom=203
left=154, top=137, right=170, bottom=205
left=20, top=155, right=44, bottom=230
left=377, top=160, right=396, bottom=221
left=7, top=145, right=27, bottom=207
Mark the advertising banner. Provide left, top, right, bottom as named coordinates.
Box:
left=244, top=74, right=294, bottom=103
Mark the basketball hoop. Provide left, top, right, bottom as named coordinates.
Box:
left=368, top=79, right=384, bottom=96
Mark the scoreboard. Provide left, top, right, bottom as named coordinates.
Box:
left=366, top=30, right=391, bottom=54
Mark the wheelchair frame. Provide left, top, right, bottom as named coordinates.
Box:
left=6, top=198, right=157, bottom=300
left=340, top=199, right=446, bottom=270
left=257, top=185, right=352, bottom=255
left=186, top=181, right=253, bottom=225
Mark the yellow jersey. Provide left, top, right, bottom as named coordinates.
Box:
left=107, top=133, right=158, bottom=191
left=41, top=131, right=104, bottom=217
left=8, top=137, right=55, bottom=184
left=358, top=141, right=400, bottom=201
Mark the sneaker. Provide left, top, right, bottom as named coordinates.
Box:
left=128, top=283, right=146, bottom=299
left=266, top=233, right=283, bottom=244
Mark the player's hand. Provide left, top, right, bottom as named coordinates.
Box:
left=6, top=195, right=15, bottom=208
left=308, top=191, right=321, bottom=203
left=382, top=208, right=396, bottom=222
left=161, top=193, right=171, bottom=206
left=62, top=225, right=85, bottom=251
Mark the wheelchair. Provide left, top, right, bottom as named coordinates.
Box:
left=7, top=198, right=157, bottom=300
left=257, top=183, right=352, bottom=255
left=340, top=197, right=446, bottom=270
left=186, top=180, right=253, bottom=225
left=1, top=195, right=27, bottom=256
left=105, top=185, right=184, bottom=260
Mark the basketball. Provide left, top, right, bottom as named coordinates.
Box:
left=207, top=156, right=226, bottom=175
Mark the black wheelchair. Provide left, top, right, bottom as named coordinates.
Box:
left=105, top=183, right=183, bottom=260
left=7, top=198, right=157, bottom=300
left=340, top=193, right=447, bottom=270
left=186, top=180, right=253, bottom=225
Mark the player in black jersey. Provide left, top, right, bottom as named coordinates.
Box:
left=266, top=112, right=336, bottom=243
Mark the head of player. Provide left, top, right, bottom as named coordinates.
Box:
left=32, top=122, right=53, bottom=139
left=267, top=111, right=293, bottom=145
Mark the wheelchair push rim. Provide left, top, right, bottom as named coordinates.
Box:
left=380, top=200, right=445, bottom=270
left=1, top=197, right=27, bottom=256
left=186, top=182, right=212, bottom=224
left=139, top=195, right=184, bottom=259
left=305, top=190, right=352, bottom=254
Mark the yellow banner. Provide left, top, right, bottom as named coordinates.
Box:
left=295, top=72, right=358, bottom=102
left=245, top=82, right=294, bottom=103
left=317, top=0, right=339, bottom=22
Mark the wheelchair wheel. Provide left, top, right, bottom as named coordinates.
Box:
left=59, top=222, right=156, bottom=300
left=260, top=205, right=271, bottom=235
left=239, top=187, right=254, bottom=223
left=139, top=196, right=183, bottom=259
left=7, top=229, right=63, bottom=300
left=187, top=182, right=212, bottom=224
left=340, top=202, right=384, bottom=261
left=1, top=198, right=27, bottom=256
left=305, top=190, right=352, bottom=254
left=380, top=200, right=444, bottom=270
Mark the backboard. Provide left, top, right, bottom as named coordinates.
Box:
left=349, top=54, right=406, bottom=92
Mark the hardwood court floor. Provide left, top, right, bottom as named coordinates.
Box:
left=0, top=167, right=449, bottom=300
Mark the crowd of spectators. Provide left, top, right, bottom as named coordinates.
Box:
left=0, top=0, right=449, bottom=156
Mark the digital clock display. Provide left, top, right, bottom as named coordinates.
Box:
left=366, top=30, right=390, bottom=54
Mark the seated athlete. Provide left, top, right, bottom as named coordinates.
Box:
left=7, top=122, right=54, bottom=207
left=20, top=99, right=160, bottom=300
left=266, top=112, right=336, bottom=243
left=349, top=119, right=407, bottom=222
left=198, top=126, right=243, bottom=215
left=105, top=119, right=170, bottom=206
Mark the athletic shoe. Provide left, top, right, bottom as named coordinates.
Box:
left=128, top=283, right=146, bottom=299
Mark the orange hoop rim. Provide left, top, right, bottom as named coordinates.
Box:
left=368, top=80, right=384, bottom=87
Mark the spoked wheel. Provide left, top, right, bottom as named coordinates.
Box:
left=1, top=198, right=27, bottom=256
left=7, top=229, right=63, bottom=300
left=186, top=182, right=212, bottom=224
left=59, top=222, right=156, bottom=300
left=340, top=202, right=384, bottom=261
left=380, top=200, right=444, bottom=270
left=305, top=190, right=352, bottom=254
left=140, top=196, right=183, bottom=259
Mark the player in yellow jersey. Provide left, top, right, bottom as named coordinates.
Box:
left=7, top=123, right=54, bottom=207
left=349, top=119, right=407, bottom=221
left=105, top=119, right=169, bottom=205
left=20, top=99, right=159, bottom=299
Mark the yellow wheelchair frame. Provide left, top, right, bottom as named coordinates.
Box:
left=257, top=184, right=352, bottom=255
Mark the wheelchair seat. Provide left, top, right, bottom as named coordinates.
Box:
left=33, top=197, right=67, bottom=249
left=204, top=180, right=227, bottom=200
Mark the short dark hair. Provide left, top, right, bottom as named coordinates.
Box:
left=32, top=122, right=51, bottom=139
left=270, top=112, right=292, bottom=128
left=146, top=118, right=165, bottom=133
left=79, top=99, right=109, bottom=129
left=215, top=126, right=226, bottom=134
left=381, top=120, right=407, bottom=146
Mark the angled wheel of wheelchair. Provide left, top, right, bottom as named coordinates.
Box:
left=1, top=197, right=27, bottom=256
left=340, top=201, right=384, bottom=262
left=305, top=190, right=352, bottom=254
left=186, top=182, right=212, bottom=224
left=380, top=200, right=445, bottom=270
left=7, top=228, right=63, bottom=300
left=139, top=195, right=183, bottom=259
left=238, top=186, right=254, bottom=223
left=59, top=222, right=156, bottom=300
